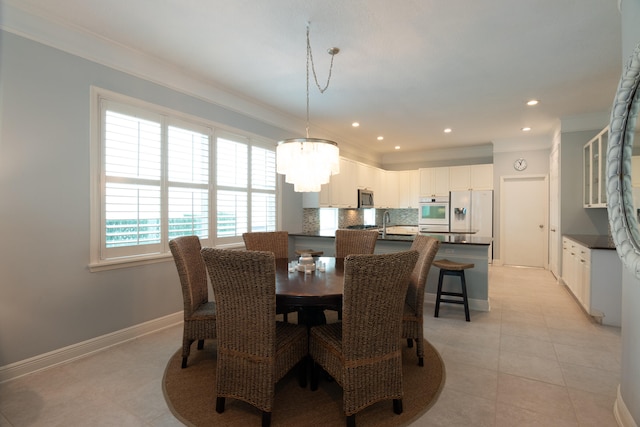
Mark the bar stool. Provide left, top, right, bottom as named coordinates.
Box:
left=433, top=259, right=475, bottom=321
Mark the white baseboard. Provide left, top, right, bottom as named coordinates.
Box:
left=0, top=312, right=183, bottom=383
left=614, top=385, right=638, bottom=427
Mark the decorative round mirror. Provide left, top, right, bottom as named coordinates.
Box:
left=607, top=42, right=640, bottom=278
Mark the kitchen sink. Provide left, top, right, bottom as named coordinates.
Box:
left=380, top=226, right=419, bottom=236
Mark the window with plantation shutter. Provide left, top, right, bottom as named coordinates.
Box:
left=91, top=88, right=278, bottom=269
left=215, top=136, right=277, bottom=238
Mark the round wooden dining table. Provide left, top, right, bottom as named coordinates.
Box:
left=275, top=256, right=344, bottom=326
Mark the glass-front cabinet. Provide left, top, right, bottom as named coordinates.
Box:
left=583, top=126, right=608, bottom=208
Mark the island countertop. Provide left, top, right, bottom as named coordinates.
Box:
left=289, top=231, right=492, bottom=246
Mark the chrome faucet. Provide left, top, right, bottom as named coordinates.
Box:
left=382, top=211, right=391, bottom=238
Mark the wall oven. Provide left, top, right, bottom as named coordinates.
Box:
left=418, top=196, right=450, bottom=232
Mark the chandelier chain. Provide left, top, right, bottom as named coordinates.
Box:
left=305, top=24, right=337, bottom=138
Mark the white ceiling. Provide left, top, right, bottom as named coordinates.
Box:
left=1, top=0, right=623, bottom=157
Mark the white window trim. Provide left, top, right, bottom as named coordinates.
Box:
left=89, top=86, right=279, bottom=272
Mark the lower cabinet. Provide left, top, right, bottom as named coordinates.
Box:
left=561, top=236, right=621, bottom=326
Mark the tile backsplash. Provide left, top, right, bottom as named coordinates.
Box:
left=302, top=208, right=418, bottom=233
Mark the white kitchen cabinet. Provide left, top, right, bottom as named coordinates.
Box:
left=470, top=164, right=493, bottom=190
left=356, top=162, right=378, bottom=193
left=301, top=157, right=356, bottom=208
left=397, top=170, right=420, bottom=208
left=419, top=167, right=449, bottom=197
left=583, top=126, right=608, bottom=208
left=449, top=164, right=493, bottom=191
left=449, top=166, right=471, bottom=191
left=561, top=236, right=621, bottom=326
left=378, top=170, right=399, bottom=209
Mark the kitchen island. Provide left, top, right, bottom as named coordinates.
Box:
left=289, top=231, right=492, bottom=312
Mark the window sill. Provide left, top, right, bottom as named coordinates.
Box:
left=88, top=242, right=246, bottom=272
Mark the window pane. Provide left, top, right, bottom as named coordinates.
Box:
left=251, top=193, right=276, bottom=232
left=319, top=208, right=338, bottom=233
left=168, top=126, right=209, bottom=184
left=217, top=138, right=247, bottom=188
left=168, top=187, right=209, bottom=239
left=105, top=183, right=161, bottom=247
left=217, top=190, right=248, bottom=237
left=252, top=146, right=276, bottom=190
left=105, top=111, right=161, bottom=179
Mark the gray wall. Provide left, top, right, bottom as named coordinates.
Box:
left=0, top=31, right=295, bottom=366
left=559, top=129, right=610, bottom=238
left=619, top=0, right=640, bottom=423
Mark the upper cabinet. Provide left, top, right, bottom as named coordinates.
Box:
left=419, top=167, right=450, bottom=197
left=397, top=170, right=420, bottom=208
left=378, top=170, right=399, bottom=209
left=449, top=164, right=493, bottom=191
left=302, top=157, right=357, bottom=208
left=583, top=127, right=608, bottom=208
left=304, top=161, right=493, bottom=208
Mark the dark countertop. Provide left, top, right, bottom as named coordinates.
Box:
left=290, top=231, right=492, bottom=246
left=564, top=234, right=616, bottom=250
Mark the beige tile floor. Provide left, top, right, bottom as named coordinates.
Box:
left=0, top=265, right=621, bottom=426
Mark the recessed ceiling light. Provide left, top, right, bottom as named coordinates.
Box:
left=522, top=127, right=532, bottom=132
left=394, top=145, right=400, bottom=150
left=377, top=136, right=384, bottom=141
left=526, top=99, right=539, bottom=106
left=352, top=122, right=360, bottom=127
left=444, top=128, right=452, bottom=133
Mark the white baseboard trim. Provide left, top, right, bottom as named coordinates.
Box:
left=425, top=293, right=490, bottom=312
left=0, top=312, right=183, bottom=384
left=614, top=385, right=638, bottom=427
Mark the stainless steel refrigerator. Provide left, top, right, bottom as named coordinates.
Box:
left=449, top=190, right=493, bottom=261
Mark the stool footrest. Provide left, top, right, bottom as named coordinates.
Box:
left=438, top=298, right=465, bottom=305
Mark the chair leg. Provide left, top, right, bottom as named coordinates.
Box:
left=461, top=272, right=470, bottom=321
left=346, top=414, right=356, bottom=427
left=262, top=411, right=271, bottom=427
left=197, top=339, right=204, bottom=350
left=283, top=312, right=288, bottom=322
left=181, top=337, right=194, bottom=369
left=416, top=336, right=425, bottom=367
left=215, top=397, right=225, bottom=413
left=407, top=338, right=414, bottom=348
left=434, top=269, right=445, bottom=317
left=393, top=399, right=403, bottom=414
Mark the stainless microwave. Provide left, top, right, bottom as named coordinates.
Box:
left=358, top=189, right=374, bottom=208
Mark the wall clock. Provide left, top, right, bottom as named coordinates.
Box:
left=514, top=158, right=527, bottom=171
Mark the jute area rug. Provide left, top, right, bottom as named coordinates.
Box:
left=162, top=335, right=446, bottom=426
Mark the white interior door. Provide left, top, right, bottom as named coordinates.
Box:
left=549, top=145, right=560, bottom=278
left=500, top=175, right=549, bottom=268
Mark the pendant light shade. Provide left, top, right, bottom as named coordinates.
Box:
left=276, top=23, right=341, bottom=192
left=277, top=138, right=340, bottom=192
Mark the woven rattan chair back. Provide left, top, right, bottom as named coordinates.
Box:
left=242, top=231, right=289, bottom=259
left=200, top=248, right=308, bottom=426
left=169, top=236, right=216, bottom=368
left=403, top=235, right=440, bottom=366
left=309, top=250, right=418, bottom=425
left=334, top=229, right=379, bottom=258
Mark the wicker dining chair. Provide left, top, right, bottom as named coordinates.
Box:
left=309, top=250, right=419, bottom=427
left=402, top=235, right=440, bottom=366
left=334, top=229, right=379, bottom=258
left=200, top=248, right=308, bottom=427
left=169, top=236, right=217, bottom=369
left=242, top=231, right=296, bottom=322
left=242, top=231, right=289, bottom=259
